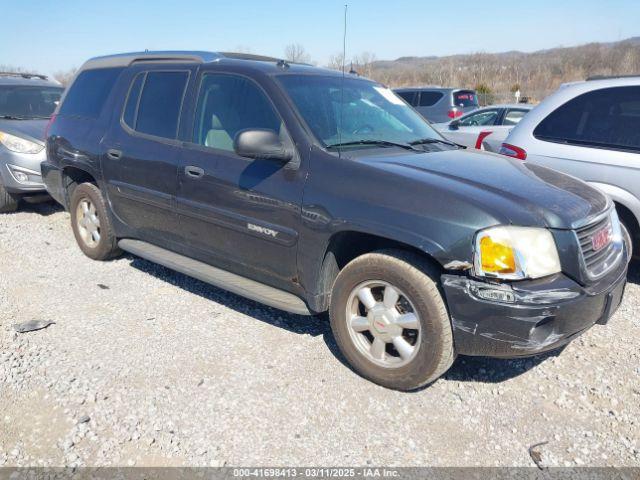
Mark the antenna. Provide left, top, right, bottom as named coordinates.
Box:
left=338, top=4, right=348, bottom=158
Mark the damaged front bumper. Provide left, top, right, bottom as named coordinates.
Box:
left=441, top=254, right=628, bottom=358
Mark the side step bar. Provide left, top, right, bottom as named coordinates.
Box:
left=118, top=239, right=311, bottom=316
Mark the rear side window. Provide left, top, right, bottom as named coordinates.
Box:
left=125, top=71, right=189, bottom=139
left=533, top=86, right=640, bottom=153
left=419, top=91, right=444, bottom=107
left=453, top=90, right=478, bottom=107
left=503, top=109, right=528, bottom=126
left=59, top=68, right=123, bottom=118
left=396, top=90, right=417, bottom=106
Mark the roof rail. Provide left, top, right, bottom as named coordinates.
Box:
left=586, top=74, right=640, bottom=81
left=81, top=50, right=314, bottom=71
left=83, top=51, right=224, bottom=69
left=0, top=72, right=48, bottom=80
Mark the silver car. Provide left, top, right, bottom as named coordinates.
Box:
left=501, top=76, right=640, bottom=256
left=394, top=87, right=479, bottom=123
left=433, top=104, right=533, bottom=151
left=0, top=72, right=63, bottom=212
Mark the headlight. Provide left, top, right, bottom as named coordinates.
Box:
left=0, top=131, right=44, bottom=154
left=474, top=226, right=561, bottom=280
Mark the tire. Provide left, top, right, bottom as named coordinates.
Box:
left=329, top=249, right=455, bottom=391
left=620, top=221, right=634, bottom=259
left=69, top=182, right=121, bottom=260
left=0, top=182, right=19, bottom=213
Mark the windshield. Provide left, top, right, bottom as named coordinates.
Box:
left=277, top=75, right=444, bottom=149
left=0, top=85, right=63, bottom=119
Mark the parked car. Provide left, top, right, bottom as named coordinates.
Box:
left=0, top=72, right=63, bottom=212
left=500, top=76, right=640, bottom=257
left=43, top=52, right=630, bottom=390
left=393, top=87, right=478, bottom=123
left=434, top=104, right=533, bottom=151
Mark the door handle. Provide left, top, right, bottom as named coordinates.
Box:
left=107, top=149, right=122, bottom=160
left=184, top=166, right=205, bottom=178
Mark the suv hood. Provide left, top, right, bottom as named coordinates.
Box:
left=367, top=148, right=608, bottom=230
left=0, top=118, right=48, bottom=146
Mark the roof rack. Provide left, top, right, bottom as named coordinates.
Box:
left=586, top=74, right=640, bottom=81
left=0, top=72, right=48, bottom=80
left=82, top=50, right=313, bottom=71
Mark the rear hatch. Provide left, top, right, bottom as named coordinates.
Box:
left=451, top=90, right=478, bottom=117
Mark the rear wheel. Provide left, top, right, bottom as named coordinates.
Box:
left=329, top=250, right=455, bottom=391
left=70, top=183, right=121, bottom=260
left=0, top=182, right=19, bottom=213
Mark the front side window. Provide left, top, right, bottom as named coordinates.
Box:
left=278, top=75, right=444, bottom=148
left=0, top=85, right=63, bottom=119
left=193, top=74, right=282, bottom=152
left=59, top=68, right=123, bottom=118
left=132, top=71, right=189, bottom=139
left=458, top=109, right=499, bottom=127
left=534, top=86, right=640, bottom=152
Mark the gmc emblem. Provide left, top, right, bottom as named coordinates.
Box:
left=591, top=226, right=612, bottom=252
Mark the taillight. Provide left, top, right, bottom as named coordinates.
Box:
left=499, top=142, right=527, bottom=160
left=447, top=108, right=463, bottom=119
left=475, top=131, right=493, bottom=150
left=45, top=114, right=57, bottom=140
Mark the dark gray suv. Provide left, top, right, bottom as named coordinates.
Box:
left=0, top=72, right=63, bottom=212
left=43, top=52, right=630, bottom=390
left=394, top=87, right=479, bottom=123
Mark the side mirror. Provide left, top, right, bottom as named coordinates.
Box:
left=234, top=129, right=293, bottom=162
left=449, top=120, right=460, bottom=130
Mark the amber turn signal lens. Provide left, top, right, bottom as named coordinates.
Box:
left=479, top=236, right=516, bottom=274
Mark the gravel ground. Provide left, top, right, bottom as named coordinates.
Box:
left=0, top=201, right=639, bottom=468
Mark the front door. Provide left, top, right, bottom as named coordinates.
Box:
left=101, top=68, right=192, bottom=244
left=177, top=72, right=306, bottom=290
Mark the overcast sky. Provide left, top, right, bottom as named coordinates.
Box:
left=3, top=0, right=639, bottom=76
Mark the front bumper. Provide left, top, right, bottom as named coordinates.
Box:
left=0, top=146, right=47, bottom=194
left=442, top=246, right=629, bottom=358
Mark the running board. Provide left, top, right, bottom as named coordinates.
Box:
left=118, top=239, right=311, bottom=315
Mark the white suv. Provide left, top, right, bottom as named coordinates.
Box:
left=501, top=76, right=640, bottom=256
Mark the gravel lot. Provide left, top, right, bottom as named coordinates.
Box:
left=1, top=201, right=639, bottom=468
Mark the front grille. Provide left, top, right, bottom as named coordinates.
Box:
left=576, top=213, right=619, bottom=278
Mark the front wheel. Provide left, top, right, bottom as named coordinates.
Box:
left=70, top=183, right=121, bottom=260
left=329, top=250, right=455, bottom=391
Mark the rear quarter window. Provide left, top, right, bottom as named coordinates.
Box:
left=419, top=91, right=444, bottom=107
left=59, top=68, right=123, bottom=118
left=533, top=86, right=640, bottom=153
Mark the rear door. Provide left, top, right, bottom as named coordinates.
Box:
left=176, top=70, right=306, bottom=290
left=101, top=66, right=194, bottom=245
left=415, top=90, right=445, bottom=122
left=528, top=86, right=640, bottom=209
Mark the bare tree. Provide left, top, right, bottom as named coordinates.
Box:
left=53, top=68, right=77, bottom=86
left=326, top=53, right=345, bottom=71
left=284, top=43, right=311, bottom=64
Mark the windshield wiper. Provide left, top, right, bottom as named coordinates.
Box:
left=0, top=115, right=27, bottom=120
left=409, top=138, right=462, bottom=148
left=327, top=140, right=420, bottom=152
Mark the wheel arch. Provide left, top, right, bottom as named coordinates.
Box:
left=311, top=229, right=445, bottom=313
left=61, top=166, right=97, bottom=209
